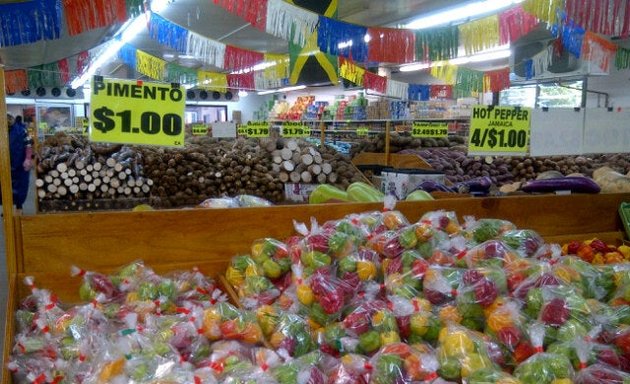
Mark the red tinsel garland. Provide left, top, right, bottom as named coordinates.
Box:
left=566, top=0, right=629, bottom=37
left=223, top=45, right=265, bottom=71
left=227, top=72, right=255, bottom=90
left=363, top=71, right=387, bottom=94
left=430, top=85, right=453, bottom=99
left=483, top=67, right=511, bottom=93
left=4, top=70, right=28, bottom=94
left=213, top=0, right=268, bottom=30
left=499, top=6, right=539, bottom=45
left=76, top=51, right=90, bottom=74
left=63, top=0, right=127, bottom=35
left=367, top=27, right=416, bottom=64
left=58, top=58, right=71, bottom=85
left=582, top=31, right=618, bottom=72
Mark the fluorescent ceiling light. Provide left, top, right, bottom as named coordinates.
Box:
left=257, top=85, right=307, bottom=95
left=71, top=15, right=147, bottom=89
left=337, top=40, right=353, bottom=50
left=5, top=97, right=36, bottom=105
left=150, top=0, right=171, bottom=12
left=238, top=90, right=249, bottom=97
left=405, top=0, right=524, bottom=29
left=400, top=62, right=431, bottom=72
left=399, top=45, right=511, bottom=72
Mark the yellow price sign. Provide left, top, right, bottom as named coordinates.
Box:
left=356, top=127, right=369, bottom=136
left=281, top=122, right=310, bottom=138
left=412, top=122, right=448, bottom=138
left=90, top=77, right=185, bottom=147
left=245, top=121, right=270, bottom=138
left=191, top=123, right=208, bottom=136
left=468, top=105, right=531, bottom=155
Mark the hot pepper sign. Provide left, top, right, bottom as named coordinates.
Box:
left=468, top=105, right=531, bottom=156
left=90, top=77, right=186, bottom=147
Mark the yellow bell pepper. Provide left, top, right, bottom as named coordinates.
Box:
left=297, top=284, right=314, bottom=306
left=357, top=260, right=377, bottom=281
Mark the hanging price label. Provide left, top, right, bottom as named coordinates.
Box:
left=191, top=123, right=208, bottom=136
left=90, top=77, right=185, bottom=147
left=412, top=122, right=448, bottom=138
left=281, top=122, right=310, bottom=138
left=356, top=127, right=369, bottom=136
left=468, top=105, right=531, bottom=155
left=245, top=121, right=270, bottom=138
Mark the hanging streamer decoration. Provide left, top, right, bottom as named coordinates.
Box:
left=62, top=0, right=128, bottom=36
left=565, top=0, right=630, bottom=37
left=263, top=54, right=290, bottom=80
left=227, top=73, right=255, bottom=90
left=186, top=32, right=226, bottom=69
left=0, top=0, right=61, bottom=47
left=4, top=70, right=28, bottom=94
left=265, top=0, right=319, bottom=47
left=224, top=45, right=265, bottom=71
left=582, top=31, right=618, bottom=73
left=367, top=27, right=416, bottom=64
left=559, top=19, right=586, bottom=58
left=430, top=85, right=453, bottom=99
left=454, top=67, right=485, bottom=98
left=317, top=16, right=369, bottom=63
left=28, top=62, right=63, bottom=88
left=499, top=6, right=540, bottom=45
left=213, top=0, right=268, bottom=30
left=431, top=64, right=458, bottom=85
left=616, top=46, right=630, bottom=70
left=149, top=13, right=189, bottom=53
left=363, top=71, right=387, bottom=94
left=386, top=79, right=409, bottom=100
left=338, top=57, right=365, bottom=86
left=458, top=15, right=501, bottom=56
left=483, top=67, right=511, bottom=93
left=415, top=26, right=459, bottom=62
left=408, top=84, right=431, bottom=101
left=197, top=71, right=229, bottom=91
left=136, top=50, right=167, bottom=80
left=76, top=51, right=90, bottom=74
left=118, top=43, right=138, bottom=70
left=166, top=62, right=198, bottom=85
left=522, top=0, right=564, bottom=25
left=57, top=58, right=71, bottom=85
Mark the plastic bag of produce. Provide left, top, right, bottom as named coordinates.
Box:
left=297, top=268, right=357, bottom=327
left=327, top=354, right=370, bottom=384
left=575, top=363, right=630, bottom=384
left=511, top=262, right=563, bottom=300
left=418, top=211, right=462, bottom=237
left=368, top=343, right=440, bottom=384
left=271, top=350, right=328, bottom=384
left=340, top=300, right=400, bottom=355
left=465, top=218, right=517, bottom=244
left=382, top=252, right=428, bottom=299
left=513, top=323, right=575, bottom=384
left=467, top=367, right=522, bottom=384
left=436, top=323, right=498, bottom=381
left=257, top=309, right=316, bottom=357
left=562, top=238, right=628, bottom=265
left=461, top=239, right=520, bottom=269
left=199, top=197, right=241, bottom=209
left=201, top=302, right=264, bottom=345
left=501, top=229, right=544, bottom=258
left=423, top=267, right=463, bottom=306
left=455, top=267, right=508, bottom=331
left=593, top=166, right=630, bottom=193
left=236, top=194, right=273, bottom=207
left=485, top=298, right=530, bottom=358
left=553, top=256, right=616, bottom=301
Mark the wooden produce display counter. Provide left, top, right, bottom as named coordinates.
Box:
left=3, top=193, right=630, bottom=383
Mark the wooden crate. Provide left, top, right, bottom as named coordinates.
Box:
left=3, top=193, right=630, bottom=383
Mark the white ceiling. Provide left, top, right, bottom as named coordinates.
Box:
left=0, top=0, right=476, bottom=81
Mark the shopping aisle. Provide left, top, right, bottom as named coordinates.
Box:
left=1, top=171, right=36, bottom=382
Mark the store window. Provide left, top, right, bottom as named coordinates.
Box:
left=185, top=105, right=228, bottom=124
left=500, top=80, right=584, bottom=108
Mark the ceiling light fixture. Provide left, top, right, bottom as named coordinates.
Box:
left=405, top=0, right=524, bottom=29
left=150, top=0, right=172, bottom=13
left=238, top=90, right=248, bottom=97
left=71, top=15, right=148, bottom=89
left=257, top=85, right=307, bottom=95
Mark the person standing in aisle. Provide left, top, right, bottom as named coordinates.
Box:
left=5, top=114, right=33, bottom=212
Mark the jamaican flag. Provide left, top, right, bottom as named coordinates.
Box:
left=288, top=0, right=338, bottom=86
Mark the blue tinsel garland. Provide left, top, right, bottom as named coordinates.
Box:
left=148, top=13, right=189, bottom=54
left=317, top=16, right=368, bottom=63
left=0, top=0, right=61, bottom=47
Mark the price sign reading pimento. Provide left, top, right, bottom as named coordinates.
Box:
left=90, top=77, right=186, bottom=147
left=468, top=105, right=531, bottom=156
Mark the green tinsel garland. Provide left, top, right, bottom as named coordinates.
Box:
left=454, top=67, right=484, bottom=98
left=616, top=47, right=630, bottom=70
left=415, top=26, right=459, bottom=62
left=27, top=63, right=62, bottom=88
left=166, top=62, right=198, bottom=85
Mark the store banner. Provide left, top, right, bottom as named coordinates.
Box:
left=408, top=84, right=431, bottom=101
left=430, top=85, right=453, bottom=99
left=166, top=62, right=198, bottom=85
left=338, top=57, right=365, bottom=86
left=63, top=0, right=127, bottom=36
left=136, top=50, right=167, bottom=80
left=266, top=0, right=319, bottom=46
left=582, top=31, right=618, bottom=73
left=263, top=53, right=290, bottom=80
left=227, top=72, right=255, bottom=90
left=367, top=26, right=416, bottom=64
left=483, top=67, right=511, bottom=93
left=565, top=0, right=630, bottom=37
left=317, top=16, right=368, bottom=62
left=197, top=71, right=228, bottom=91
left=186, top=31, right=227, bottom=69
left=118, top=43, right=138, bottom=71
left=89, top=77, right=186, bottom=147
left=0, top=0, right=61, bottom=46
left=149, top=13, right=189, bottom=53
left=224, top=45, right=264, bottom=71
left=415, top=26, right=459, bottom=62
left=458, top=15, right=500, bottom=56
left=28, top=63, right=63, bottom=88
left=431, top=64, right=458, bottom=85
left=213, top=0, right=268, bottom=30
left=616, top=46, right=630, bottom=70
left=454, top=67, right=484, bottom=98
left=363, top=71, right=387, bottom=94
left=386, top=79, right=409, bottom=100
left=468, top=105, right=531, bottom=156
left=521, top=0, right=564, bottom=25
left=499, top=6, right=539, bottom=45
left=4, top=70, right=28, bottom=94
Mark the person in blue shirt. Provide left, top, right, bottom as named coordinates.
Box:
left=6, top=114, right=33, bottom=211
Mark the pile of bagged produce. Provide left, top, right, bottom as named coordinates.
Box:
left=9, top=205, right=630, bottom=383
